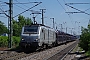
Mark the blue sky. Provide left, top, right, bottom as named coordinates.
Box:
left=0, top=0, right=90, bottom=35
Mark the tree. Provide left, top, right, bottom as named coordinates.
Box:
left=25, top=17, right=32, bottom=25
left=0, top=21, right=8, bottom=35
left=79, top=25, right=90, bottom=51
left=13, top=20, right=19, bottom=36
left=13, top=15, right=33, bottom=36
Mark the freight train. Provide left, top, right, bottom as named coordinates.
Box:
left=19, top=24, right=77, bottom=49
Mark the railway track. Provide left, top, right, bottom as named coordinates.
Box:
left=47, top=40, right=79, bottom=60
left=0, top=40, right=78, bottom=60
left=0, top=47, right=49, bottom=60
left=0, top=49, right=39, bottom=60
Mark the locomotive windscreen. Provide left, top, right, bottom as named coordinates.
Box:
left=23, top=25, right=38, bottom=33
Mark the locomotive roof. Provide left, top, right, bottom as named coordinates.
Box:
left=24, top=24, right=53, bottom=29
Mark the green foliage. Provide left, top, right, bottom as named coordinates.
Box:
left=79, top=24, right=90, bottom=52
left=86, top=51, right=90, bottom=56
left=13, top=15, right=33, bottom=36
left=79, top=33, right=90, bottom=51
left=0, top=36, right=20, bottom=47
left=0, top=15, right=33, bottom=48
left=12, top=36, right=20, bottom=47
left=0, top=21, right=8, bottom=35
left=0, top=36, right=8, bottom=47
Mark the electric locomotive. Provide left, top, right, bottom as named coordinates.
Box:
left=19, top=24, right=56, bottom=48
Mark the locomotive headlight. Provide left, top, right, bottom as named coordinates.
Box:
left=34, top=38, right=40, bottom=42
left=22, top=38, right=24, bottom=41
left=36, top=38, right=38, bottom=41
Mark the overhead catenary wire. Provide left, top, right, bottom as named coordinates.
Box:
left=34, top=0, right=54, bottom=17
left=63, top=0, right=75, bottom=21
left=14, top=3, right=26, bottom=10
left=13, top=2, right=42, bottom=18
left=13, top=2, right=40, bottom=4
left=0, top=0, right=41, bottom=19
left=33, top=0, right=55, bottom=26
left=63, top=0, right=76, bottom=33
left=0, top=1, right=9, bottom=19
left=62, top=0, right=74, bottom=21
left=0, top=0, right=39, bottom=4
left=65, top=2, right=90, bottom=34
left=85, top=8, right=90, bottom=11
left=14, top=0, right=40, bottom=14
left=14, top=0, right=40, bottom=17
left=66, top=3, right=90, bottom=5
left=57, top=0, right=75, bottom=31
left=57, top=0, right=66, bottom=11
left=0, top=4, right=9, bottom=17
left=65, top=4, right=90, bottom=15
left=63, top=1, right=90, bottom=16
left=15, top=0, right=30, bottom=8
left=57, top=0, right=74, bottom=21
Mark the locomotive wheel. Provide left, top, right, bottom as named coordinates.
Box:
left=52, top=42, right=56, bottom=47
left=43, top=44, right=47, bottom=48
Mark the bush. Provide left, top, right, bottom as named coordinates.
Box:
left=79, top=32, right=90, bottom=51
left=86, top=51, right=90, bottom=56
left=0, top=36, right=8, bottom=47
left=79, top=25, right=90, bottom=56
left=0, top=36, right=20, bottom=47
left=12, top=36, right=20, bottom=47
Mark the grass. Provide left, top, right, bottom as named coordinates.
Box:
left=72, top=44, right=79, bottom=52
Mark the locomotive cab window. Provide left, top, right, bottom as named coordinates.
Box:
left=24, top=25, right=38, bottom=34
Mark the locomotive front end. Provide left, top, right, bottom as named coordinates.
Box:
left=19, top=25, right=40, bottom=48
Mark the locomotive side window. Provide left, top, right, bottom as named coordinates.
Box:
left=53, top=32, right=54, bottom=39
left=44, top=29, right=45, bottom=40
left=42, top=29, right=44, bottom=32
